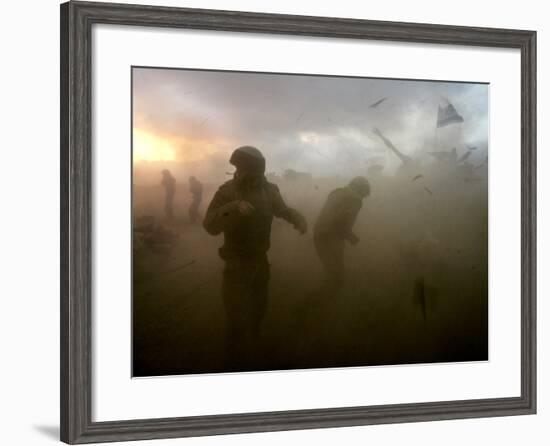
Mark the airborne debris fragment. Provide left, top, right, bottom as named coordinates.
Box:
left=369, top=97, right=387, bottom=108
left=436, top=100, right=464, bottom=127
left=372, top=127, right=413, bottom=165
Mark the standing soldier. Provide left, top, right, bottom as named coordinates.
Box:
left=161, top=169, right=176, bottom=220
left=188, top=175, right=203, bottom=223
left=203, top=146, right=307, bottom=369
left=314, top=176, right=370, bottom=291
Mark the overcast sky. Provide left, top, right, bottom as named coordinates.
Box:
left=132, top=67, right=488, bottom=180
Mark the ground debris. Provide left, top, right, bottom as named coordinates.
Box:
left=134, top=215, right=179, bottom=254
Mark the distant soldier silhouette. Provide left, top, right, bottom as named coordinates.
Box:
left=314, top=176, right=370, bottom=290
left=203, top=146, right=307, bottom=369
left=188, top=176, right=203, bottom=223
left=161, top=169, right=176, bottom=220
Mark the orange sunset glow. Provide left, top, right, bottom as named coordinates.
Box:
left=132, top=127, right=228, bottom=165
left=133, top=128, right=177, bottom=162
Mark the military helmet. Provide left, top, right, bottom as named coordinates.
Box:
left=229, top=146, right=266, bottom=174
left=349, top=176, right=371, bottom=198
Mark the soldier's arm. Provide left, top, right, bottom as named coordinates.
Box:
left=202, top=188, right=241, bottom=235
left=338, top=199, right=362, bottom=242
left=270, top=185, right=308, bottom=234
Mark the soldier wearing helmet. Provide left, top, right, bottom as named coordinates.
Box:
left=314, top=176, right=370, bottom=291
left=203, top=146, right=307, bottom=369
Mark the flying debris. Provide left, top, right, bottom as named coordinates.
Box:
left=424, top=187, right=433, bottom=195
left=369, top=97, right=387, bottom=108
left=372, top=127, right=413, bottom=165
left=436, top=100, right=464, bottom=128
left=199, top=117, right=209, bottom=127
left=457, top=151, right=471, bottom=163
left=412, top=174, right=423, bottom=182
left=295, top=111, right=304, bottom=122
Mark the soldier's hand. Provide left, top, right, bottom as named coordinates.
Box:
left=348, top=233, right=360, bottom=245
left=238, top=200, right=255, bottom=216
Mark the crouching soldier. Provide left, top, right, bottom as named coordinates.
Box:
left=314, top=176, right=370, bottom=292
left=203, top=146, right=307, bottom=370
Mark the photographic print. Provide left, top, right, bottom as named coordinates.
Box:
left=131, top=67, right=488, bottom=377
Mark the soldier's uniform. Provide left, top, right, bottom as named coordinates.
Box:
left=314, top=177, right=370, bottom=290
left=203, top=146, right=306, bottom=369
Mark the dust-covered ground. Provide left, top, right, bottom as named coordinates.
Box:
left=132, top=163, right=488, bottom=376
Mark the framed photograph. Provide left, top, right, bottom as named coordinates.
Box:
left=60, top=1, right=536, bottom=443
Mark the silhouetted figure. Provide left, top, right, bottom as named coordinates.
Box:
left=203, top=146, right=307, bottom=370
left=314, top=176, right=370, bottom=291
left=188, top=176, right=203, bottom=223
left=161, top=169, right=176, bottom=220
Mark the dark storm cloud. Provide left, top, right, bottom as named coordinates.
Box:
left=133, top=67, right=488, bottom=176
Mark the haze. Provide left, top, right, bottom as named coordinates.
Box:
left=132, top=67, right=488, bottom=184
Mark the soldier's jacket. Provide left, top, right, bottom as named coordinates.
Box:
left=203, top=178, right=304, bottom=259
left=314, top=186, right=362, bottom=241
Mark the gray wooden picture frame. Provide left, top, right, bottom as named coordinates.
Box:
left=60, top=1, right=537, bottom=443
